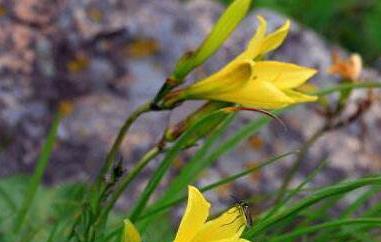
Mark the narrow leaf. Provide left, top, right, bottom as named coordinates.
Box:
left=173, top=0, right=252, bottom=80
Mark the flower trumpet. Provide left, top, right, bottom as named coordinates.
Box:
left=163, top=16, right=317, bottom=110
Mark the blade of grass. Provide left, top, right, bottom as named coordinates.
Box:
left=263, top=158, right=328, bottom=221
left=141, top=114, right=236, bottom=214
left=333, top=189, right=381, bottom=242
left=349, top=231, right=378, bottom=242
left=128, top=110, right=232, bottom=222
left=273, top=128, right=325, bottom=206
left=246, top=176, right=381, bottom=238
left=340, top=185, right=381, bottom=218
left=159, top=114, right=271, bottom=203
left=0, top=184, right=17, bottom=212
left=301, top=195, right=344, bottom=228
left=198, top=114, right=271, bottom=169
left=314, top=81, right=381, bottom=96
left=272, top=158, right=332, bottom=240
left=335, top=191, right=381, bottom=238
left=13, top=110, right=62, bottom=233
left=103, top=225, right=123, bottom=242
left=137, top=151, right=295, bottom=221
left=363, top=200, right=381, bottom=217
left=315, top=181, right=381, bottom=239
left=138, top=114, right=272, bottom=225
left=269, top=218, right=381, bottom=242
left=46, top=223, right=59, bottom=242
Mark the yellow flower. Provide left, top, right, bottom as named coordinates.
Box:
left=174, top=186, right=250, bottom=242
left=121, top=186, right=249, bottom=242
left=165, top=16, right=317, bottom=110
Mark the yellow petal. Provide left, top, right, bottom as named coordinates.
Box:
left=207, top=80, right=295, bottom=109
left=239, top=17, right=290, bottom=60
left=260, top=20, right=290, bottom=55
left=191, top=207, right=246, bottom=242
left=283, top=89, right=317, bottom=103
left=212, top=239, right=252, bottom=242
left=239, top=15, right=267, bottom=60
left=174, top=186, right=211, bottom=242
left=122, top=220, right=141, bottom=242
left=185, top=60, right=255, bottom=98
left=254, top=61, right=317, bottom=90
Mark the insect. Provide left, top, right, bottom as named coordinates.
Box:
left=231, top=195, right=253, bottom=228
left=235, top=201, right=253, bottom=227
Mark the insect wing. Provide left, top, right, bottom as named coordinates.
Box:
left=242, top=204, right=253, bottom=227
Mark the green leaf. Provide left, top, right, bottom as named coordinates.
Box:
left=134, top=113, right=271, bottom=228
left=137, top=151, right=295, bottom=222
left=13, top=111, right=62, bottom=233
left=246, top=176, right=381, bottom=238
left=0, top=175, right=85, bottom=242
left=172, top=0, right=252, bottom=80
left=0, top=183, right=18, bottom=212
left=45, top=223, right=59, bottom=242
left=128, top=110, right=232, bottom=222
left=263, top=158, right=328, bottom=221
left=269, top=218, right=381, bottom=242
left=314, top=81, right=381, bottom=96
left=152, top=114, right=270, bottom=208
left=340, top=186, right=381, bottom=218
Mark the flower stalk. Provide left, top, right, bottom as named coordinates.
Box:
left=95, top=101, right=153, bottom=187
left=101, top=146, right=161, bottom=221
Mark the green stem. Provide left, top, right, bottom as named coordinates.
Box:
left=87, top=102, right=153, bottom=239
left=94, top=101, right=152, bottom=187
left=314, top=81, right=381, bottom=96
left=274, top=127, right=326, bottom=205
left=100, top=146, right=161, bottom=221
left=152, top=81, right=177, bottom=106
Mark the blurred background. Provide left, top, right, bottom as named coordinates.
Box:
left=222, top=0, right=381, bottom=66
left=0, top=0, right=381, bottom=211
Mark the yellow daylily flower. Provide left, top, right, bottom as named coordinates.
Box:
left=120, top=186, right=250, bottom=242
left=164, top=16, right=317, bottom=110
left=174, top=186, right=250, bottom=242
